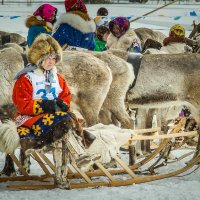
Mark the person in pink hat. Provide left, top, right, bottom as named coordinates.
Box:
left=26, top=4, right=57, bottom=47
left=52, top=0, right=96, bottom=50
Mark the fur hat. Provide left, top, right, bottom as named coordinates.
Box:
left=33, top=4, right=57, bottom=22
left=169, top=24, right=185, bottom=38
left=65, top=0, right=87, bottom=14
left=27, top=34, right=62, bottom=65
left=109, top=17, right=130, bottom=38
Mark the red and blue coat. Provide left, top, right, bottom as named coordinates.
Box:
left=12, top=68, right=71, bottom=138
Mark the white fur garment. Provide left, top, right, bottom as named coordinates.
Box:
left=85, top=124, right=135, bottom=164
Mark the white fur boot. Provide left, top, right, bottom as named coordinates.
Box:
left=64, top=130, right=100, bottom=172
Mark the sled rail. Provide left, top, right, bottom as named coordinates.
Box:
left=7, top=153, right=200, bottom=190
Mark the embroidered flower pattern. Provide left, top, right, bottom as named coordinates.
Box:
left=34, top=99, right=43, bottom=114
left=42, top=114, right=54, bottom=125
left=17, top=112, right=70, bottom=139
left=32, top=125, right=42, bottom=136
left=55, top=111, right=67, bottom=116
left=17, top=127, right=30, bottom=136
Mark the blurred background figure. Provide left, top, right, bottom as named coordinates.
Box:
left=53, top=0, right=96, bottom=50
left=94, top=7, right=109, bottom=28
left=94, top=25, right=110, bottom=51
left=97, top=7, right=108, bottom=16
left=26, top=3, right=57, bottom=47
left=106, top=17, right=141, bottom=53
left=163, top=24, right=186, bottom=46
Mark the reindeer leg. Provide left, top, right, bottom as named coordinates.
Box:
left=0, top=154, right=16, bottom=176
left=134, top=108, right=147, bottom=157
left=61, top=140, right=70, bottom=187
left=53, top=141, right=70, bottom=189
left=193, top=128, right=200, bottom=158
left=19, top=149, right=31, bottom=174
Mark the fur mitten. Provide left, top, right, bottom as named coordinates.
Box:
left=40, top=99, right=57, bottom=113
left=56, top=98, right=69, bottom=112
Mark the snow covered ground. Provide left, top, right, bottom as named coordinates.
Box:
left=0, top=1, right=200, bottom=200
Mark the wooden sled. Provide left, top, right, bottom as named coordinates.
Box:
left=1, top=119, right=199, bottom=190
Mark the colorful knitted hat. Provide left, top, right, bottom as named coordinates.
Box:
left=109, top=17, right=130, bottom=38
left=33, top=4, right=57, bottom=22
left=169, top=24, right=185, bottom=38
left=64, top=0, right=87, bottom=13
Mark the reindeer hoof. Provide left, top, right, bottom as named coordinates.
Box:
left=0, top=170, right=16, bottom=177
left=76, top=153, right=101, bottom=172
left=58, top=184, right=70, bottom=190
left=55, top=180, right=70, bottom=189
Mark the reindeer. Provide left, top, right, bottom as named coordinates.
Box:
left=0, top=31, right=27, bottom=47
left=127, top=53, right=200, bottom=123
left=134, top=27, right=166, bottom=50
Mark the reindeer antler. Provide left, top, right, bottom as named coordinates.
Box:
left=189, top=21, right=200, bottom=39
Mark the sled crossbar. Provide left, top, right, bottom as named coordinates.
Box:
left=130, top=131, right=197, bottom=141
left=133, top=127, right=161, bottom=135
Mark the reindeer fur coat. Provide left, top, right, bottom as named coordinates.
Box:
left=106, top=28, right=141, bottom=52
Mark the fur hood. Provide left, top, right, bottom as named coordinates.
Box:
left=27, top=34, right=62, bottom=65
left=25, top=15, right=53, bottom=31
left=25, top=15, right=46, bottom=28
left=53, top=12, right=96, bottom=34
left=106, top=28, right=141, bottom=51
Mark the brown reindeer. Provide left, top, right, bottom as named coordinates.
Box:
left=127, top=53, right=200, bottom=123
left=134, top=27, right=166, bottom=49
left=0, top=31, right=26, bottom=47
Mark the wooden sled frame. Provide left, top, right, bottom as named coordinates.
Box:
left=0, top=122, right=199, bottom=190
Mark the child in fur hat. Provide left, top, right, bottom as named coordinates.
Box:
left=13, top=34, right=71, bottom=141
left=12, top=34, right=100, bottom=174
left=106, top=17, right=142, bottom=53
left=52, top=0, right=96, bottom=50
left=94, top=25, right=110, bottom=52
left=26, top=3, right=57, bottom=47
